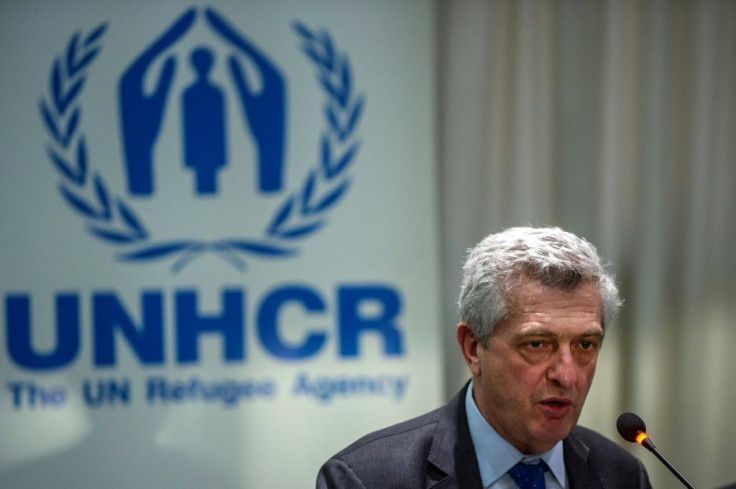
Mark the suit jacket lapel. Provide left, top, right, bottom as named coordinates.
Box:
left=426, top=383, right=483, bottom=489
left=564, top=430, right=604, bottom=489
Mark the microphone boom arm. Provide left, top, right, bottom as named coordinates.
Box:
left=639, top=436, right=695, bottom=489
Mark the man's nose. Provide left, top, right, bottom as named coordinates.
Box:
left=547, top=347, right=576, bottom=388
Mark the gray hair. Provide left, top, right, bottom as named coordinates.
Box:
left=458, top=226, right=621, bottom=345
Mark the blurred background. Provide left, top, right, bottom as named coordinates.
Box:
left=438, top=2, right=736, bottom=488
left=2, top=1, right=735, bottom=488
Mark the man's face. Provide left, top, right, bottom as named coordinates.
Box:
left=461, top=277, right=604, bottom=454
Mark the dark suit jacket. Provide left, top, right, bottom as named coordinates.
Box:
left=317, top=384, right=651, bottom=488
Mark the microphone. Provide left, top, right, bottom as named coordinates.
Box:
left=616, top=412, right=696, bottom=489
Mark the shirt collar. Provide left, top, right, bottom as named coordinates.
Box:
left=465, top=381, right=566, bottom=488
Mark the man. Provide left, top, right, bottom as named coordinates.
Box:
left=316, top=226, right=651, bottom=489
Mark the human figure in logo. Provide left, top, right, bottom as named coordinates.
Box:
left=119, top=9, right=195, bottom=196
left=206, top=7, right=287, bottom=193
left=182, top=47, right=226, bottom=195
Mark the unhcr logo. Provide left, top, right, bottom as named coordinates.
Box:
left=40, top=7, right=365, bottom=272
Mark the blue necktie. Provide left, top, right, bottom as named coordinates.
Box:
left=508, top=461, right=547, bottom=489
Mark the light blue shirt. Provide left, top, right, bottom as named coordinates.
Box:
left=465, top=382, right=566, bottom=489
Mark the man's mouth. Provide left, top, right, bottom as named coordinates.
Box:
left=539, top=398, right=573, bottom=417
left=543, top=399, right=569, bottom=406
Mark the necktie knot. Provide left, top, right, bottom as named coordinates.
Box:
left=508, top=461, right=547, bottom=489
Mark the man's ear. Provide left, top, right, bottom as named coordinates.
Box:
left=456, top=323, right=482, bottom=377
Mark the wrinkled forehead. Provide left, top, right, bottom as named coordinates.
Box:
left=503, top=275, right=603, bottom=319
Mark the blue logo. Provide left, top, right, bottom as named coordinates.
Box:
left=40, top=7, right=365, bottom=272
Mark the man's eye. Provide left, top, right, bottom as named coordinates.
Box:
left=528, top=341, right=545, bottom=349
left=579, top=341, right=597, bottom=350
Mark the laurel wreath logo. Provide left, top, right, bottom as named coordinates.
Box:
left=40, top=16, right=364, bottom=273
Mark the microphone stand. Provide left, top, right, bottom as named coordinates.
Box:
left=639, top=437, right=696, bottom=489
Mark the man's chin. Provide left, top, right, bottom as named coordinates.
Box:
left=533, top=420, right=575, bottom=447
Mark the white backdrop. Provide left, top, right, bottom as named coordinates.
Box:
left=0, top=1, right=440, bottom=487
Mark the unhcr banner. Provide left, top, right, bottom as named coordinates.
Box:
left=0, top=1, right=440, bottom=487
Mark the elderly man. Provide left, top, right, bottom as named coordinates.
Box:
left=316, top=227, right=651, bottom=489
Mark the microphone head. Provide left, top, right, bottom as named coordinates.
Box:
left=616, top=412, right=647, bottom=443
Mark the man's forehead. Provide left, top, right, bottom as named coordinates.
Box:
left=496, top=278, right=603, bottom=334
left=512, top=323, right=604, bottom=337
left=506, top=276, right=602, bottom=310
